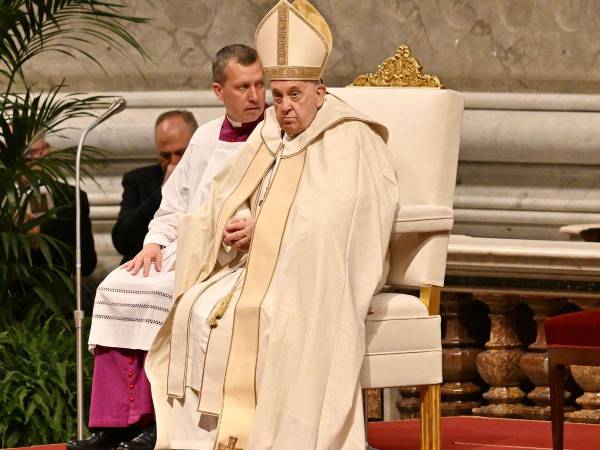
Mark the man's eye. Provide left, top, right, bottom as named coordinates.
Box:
left=273, top=96, right=282, bottom=104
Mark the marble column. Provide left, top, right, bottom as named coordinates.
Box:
left=565, top=298, right=600, bottom=423
left=441, top=292, right=482, bottom=416
left=366, top=389, right=382, bottom=420
left=518, top=296, right=568, bottom=420
left=473, top=294, right=526, bottom=417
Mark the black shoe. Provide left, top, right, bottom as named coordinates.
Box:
left=116, top=424, right=157, bottom=450
left=66, top=429, right=126, bottom=450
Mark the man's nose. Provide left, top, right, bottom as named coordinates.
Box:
left=281, top=96, right=292, bottom=111
left=247, top=86, right=258, bottom=103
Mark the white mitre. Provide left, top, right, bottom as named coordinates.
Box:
left=255, top=0, right=333, bottom=80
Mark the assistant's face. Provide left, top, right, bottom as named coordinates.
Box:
left=213, top=60, right=266, bottom=124
left=271, top=80, right=325, bottom=136
left=154, top=116, right=194, bottom=171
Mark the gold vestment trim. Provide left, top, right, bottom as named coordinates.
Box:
left=213, top=149, right=307, bottom=450
left=265, top=65, right=322, bottom=80
left=165, top=147, right=275, bottom=398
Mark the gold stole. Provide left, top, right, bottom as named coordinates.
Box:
left=212, top=148, right=307, bottom=450
left=166, top=145, right=275, bottom=397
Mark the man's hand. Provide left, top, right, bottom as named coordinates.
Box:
left=163, top=163, right=177, bottom=185
left=123, top=243, right=163, bottom=277
left=24, top=212, right=41, bottom=235
left=223, top=217, right=255, bottom=253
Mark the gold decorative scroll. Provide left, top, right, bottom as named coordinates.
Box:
left=352, top=45, right=443, bottom=88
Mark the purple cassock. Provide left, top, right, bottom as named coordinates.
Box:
left=88, top=112, right=265, bottom=429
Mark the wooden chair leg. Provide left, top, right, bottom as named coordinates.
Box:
left=420, top=384, right=441, bottom=450
left=549, top=358, right=566, bottom=450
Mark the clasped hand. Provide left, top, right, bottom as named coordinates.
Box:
left=123, top=217, right=255, bottom=278
left=223, top=217, right=255, bottom=253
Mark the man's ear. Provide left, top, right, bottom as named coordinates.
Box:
left=212, top=82, right=224, bottom=101
left=315, top=84, right=326, bottom=108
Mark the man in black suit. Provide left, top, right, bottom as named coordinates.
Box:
left=27, top=137, right=97, bottom=276
left=24, top=137, right=97, bottom=317
left=111, top=111, right=198, bottom=263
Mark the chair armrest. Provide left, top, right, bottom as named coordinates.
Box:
left=393, top=204, right=454, bottom=234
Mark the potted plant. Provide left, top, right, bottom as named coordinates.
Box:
left=0, top=1, right=148, bottom=445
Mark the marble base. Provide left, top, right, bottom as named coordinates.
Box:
left=474, top=384, right=527, bottom=417
left=396, top=386, right=421, bottom=419
left=441, top=381, right=482, bottom=416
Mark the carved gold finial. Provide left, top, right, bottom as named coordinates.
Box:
left=217, top=436, right=242, bottom=450
left=352, top=44, right=443, bottom=88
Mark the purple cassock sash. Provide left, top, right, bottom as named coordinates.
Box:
left=88, top=113, right=264, bottom=429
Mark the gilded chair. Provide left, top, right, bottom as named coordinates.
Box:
left=329, top=45, right=464, bottom=450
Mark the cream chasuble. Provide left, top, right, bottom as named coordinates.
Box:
left=145, top=94, right=398, bottom=450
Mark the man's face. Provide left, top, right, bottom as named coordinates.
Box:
left=212, top=60, right=265, bottom=124
left=154, top=116, right=194, bottom=171
left=28, top=138, right=50, bottom=159
left=271, top=80, right=325, bottom=136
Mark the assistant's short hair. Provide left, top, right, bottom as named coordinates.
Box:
left=155, top=110, right=198, bottom=133
left=212, top=44, right=259, bottom=85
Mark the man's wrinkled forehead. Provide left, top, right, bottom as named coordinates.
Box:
left=271, top=80, right=316, bottom=94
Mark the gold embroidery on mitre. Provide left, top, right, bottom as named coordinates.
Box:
left=217, top=436, right=242, bottom=450
left=352, top=44, right=443, bottom=88
left=277, top=4, right=289, bottom=66
left=255, top=0, right=332, bottom=81
left=264, top=66, right=322, bottom=80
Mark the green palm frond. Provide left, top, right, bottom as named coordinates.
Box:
left=0, top=1, right=149, bottom=444
left=0, top=0, right=149, bottom=90
left=0, top=85, right=105, bottom=197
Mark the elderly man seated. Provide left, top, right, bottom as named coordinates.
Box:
left=145, top=1, right=398, bottom=449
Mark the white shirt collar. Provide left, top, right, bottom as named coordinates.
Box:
left=226, top=115, right=242, bottom=128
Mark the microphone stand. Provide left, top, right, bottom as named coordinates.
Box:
left=74, top=98, right=126, bottom=439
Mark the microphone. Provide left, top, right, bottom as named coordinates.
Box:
left=91, top=97, right=127, bottom=131
left=73, top=97, right=126, bottom=439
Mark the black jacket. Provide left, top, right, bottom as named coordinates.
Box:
left=39, top=184, right=97, bottom=277
left=112, top=164, right=163, bottom=263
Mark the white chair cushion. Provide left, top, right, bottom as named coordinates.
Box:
left=366, top=293, right=441, bottom=354
left=361, top=293, right=442, bottom=388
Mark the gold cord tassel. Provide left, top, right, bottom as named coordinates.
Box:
left=207, top=289, right=235, bottom=328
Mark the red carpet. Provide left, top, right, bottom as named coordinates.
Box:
left=5, top=417, right=599, bottom=450
left=368, top=416, right=600, bottom=449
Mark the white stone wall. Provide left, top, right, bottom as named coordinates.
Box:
left=20, top=0, right=600, bottom=93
